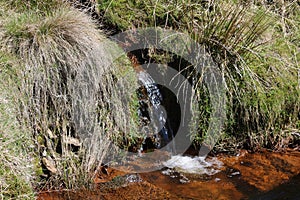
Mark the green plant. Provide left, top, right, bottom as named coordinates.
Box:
left=0, top=1, right=140, bottom=190
left=0, top=52, right=35, bottom=199
left=95, top=0, right=300, bottom=151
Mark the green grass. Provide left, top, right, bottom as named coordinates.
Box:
left=0, top=0, right=299, bottom=197
left=95, top=0, right=300, bottom=151
left=0, top=53, right=35, bottom=199
left=0, top=0, right=140, bottom=193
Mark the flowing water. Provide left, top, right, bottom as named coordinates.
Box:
left=38, top=149, right=300, bottom=200
left=137, top=70, right=174, bottom=150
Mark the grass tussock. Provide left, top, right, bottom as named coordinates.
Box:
left=0, top=0, right=139, bottom=192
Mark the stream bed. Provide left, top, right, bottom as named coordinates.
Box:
left=38, top=149, right=300, bottom=200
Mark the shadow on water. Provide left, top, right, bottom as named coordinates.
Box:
left=250, top=174, right=300, bottom=200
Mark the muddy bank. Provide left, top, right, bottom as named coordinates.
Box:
left=38, top=182, right=177, bottom=200
left=38, top=149, right=300, bottom=200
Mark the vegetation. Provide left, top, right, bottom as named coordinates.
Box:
left=0, top=53, right=35, bottom=199
left=96, top=0, right=300, bottom=151
left=0, top=0, right=139, bottom=197
left=0, top=0, right=299, bottom=198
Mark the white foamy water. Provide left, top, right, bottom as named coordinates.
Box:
left=163, top=155, right=223, bottom=175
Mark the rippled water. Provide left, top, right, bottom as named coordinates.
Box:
left=38, top=150, right=300, bottom=200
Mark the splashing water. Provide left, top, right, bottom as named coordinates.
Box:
left=163, top=155, right=223, bottom=175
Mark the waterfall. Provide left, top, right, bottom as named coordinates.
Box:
left=137, top=70, right=174, bottom=150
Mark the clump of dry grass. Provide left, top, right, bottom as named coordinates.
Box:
left=0, top=2, right=139, bottom=190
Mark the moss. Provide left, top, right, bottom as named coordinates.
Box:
left=95, top=0, right=300, bottom=150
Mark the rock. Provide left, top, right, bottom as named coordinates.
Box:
left=125, top=174, right=142, bottom=183
left=42, top=157, right=57, bottom=174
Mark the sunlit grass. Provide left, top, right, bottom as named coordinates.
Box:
left=0, top=0, right=299, bottom=197
left=0, top=53, right=35, bottom=199
left=95, top=0, right=300, bottom=151
left=0, top=0, right=139, bottom=192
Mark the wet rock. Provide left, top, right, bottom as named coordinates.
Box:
left=125, top=174, right=142, bottom=183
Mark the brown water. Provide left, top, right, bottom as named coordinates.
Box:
left=38, top=149, right=300, bottom=200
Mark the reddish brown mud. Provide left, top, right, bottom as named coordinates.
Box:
left=37, top=149, right=300, bottom=200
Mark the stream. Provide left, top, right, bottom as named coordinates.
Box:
left=38, top=70, right=300, bottom=200
left=38, top=149, right=300, bottom=200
